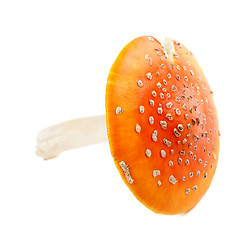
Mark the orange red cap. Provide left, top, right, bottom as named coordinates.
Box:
left=105, top=36, right=220, bottom=215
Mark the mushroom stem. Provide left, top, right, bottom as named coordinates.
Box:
left=36, top=115, right=107, bottom=160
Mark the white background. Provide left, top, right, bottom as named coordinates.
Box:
left=0, top=0, right=243, bottom=239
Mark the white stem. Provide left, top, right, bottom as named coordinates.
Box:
left=36, top=115, right=107, bottom=160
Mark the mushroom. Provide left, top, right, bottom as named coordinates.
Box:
left=36, top=36, right=220, bottom=215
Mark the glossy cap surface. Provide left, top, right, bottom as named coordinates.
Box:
left=105, top=36, right=220, bottom=215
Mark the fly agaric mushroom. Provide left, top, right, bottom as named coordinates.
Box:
left=36, top=36, right=220, bottom=215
